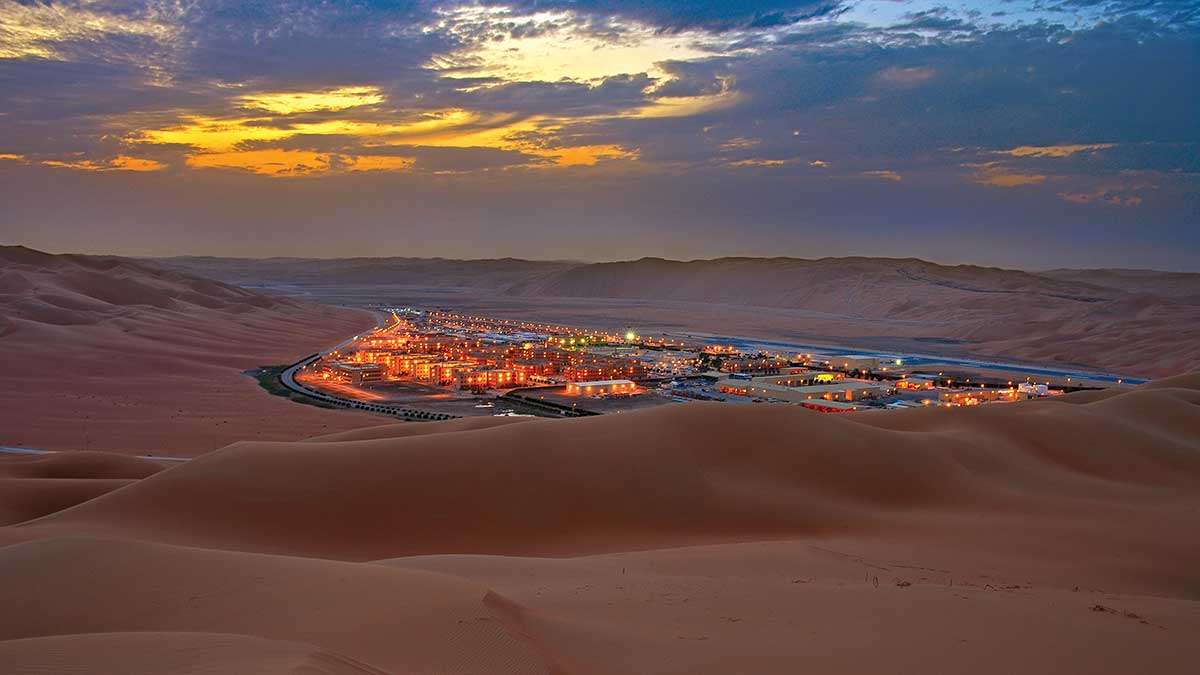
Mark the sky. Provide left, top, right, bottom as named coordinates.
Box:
left=0, top=0, right=1197, bottom=270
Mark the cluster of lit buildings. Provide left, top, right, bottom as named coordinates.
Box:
left=715, top=371, right=894, bottom=406
left=315, top=313, right=665, bottom=393
left=311, top=309, right=1059, bottom=412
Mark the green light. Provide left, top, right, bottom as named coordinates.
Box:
left=625, top=331, right=636, bottom=341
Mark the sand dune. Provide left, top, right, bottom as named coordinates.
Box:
left=0, top=632, right=389, bottom=675
left=154, top=254, right=1200, bottom=377
left=0, top=478, right=133, bottom=526
left=0, top=450, right=165, bottom=479
left=0, top=246, right=385, bottom=455
left=10, top=378, right=1200, bottom=586
left=0, top=376, right=1197, bottom=672
left=0, top=538, right=547, bottom=674
left=300, top=414, right=534, bottom=443
left=388, top=542, right=1200, bottom=675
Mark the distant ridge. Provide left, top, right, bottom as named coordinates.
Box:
left=145, top=252, right=1200, bottom=378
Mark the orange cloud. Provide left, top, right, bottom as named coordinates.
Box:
left=238, top=87, right=384, bottom=115
left=540, top=145, right=637, bottom=167
left=994, top=143, right=1115, bottom=158
left=861, top=170, right=902, bottom=181
left=0, top=153, right=27, bottom=162
left=719, top=137, right=761, bottom=151
left=965, top=163, right=1046, bottom=187
left=1057, top=189, right=1143, bottom=207
left=187, top=149, right=414, bottom=176
left=727, top=158, right=789, bottom=168
left=42, top=155, right=166, bottom=172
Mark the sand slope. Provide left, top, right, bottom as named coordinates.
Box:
left=0, top=246, right=384, bottom=455
left=0, top=538, right=547, bottom=674
left=1, top=369, right=1197, bottom=672
left=8, top=377, right=1200, bottom=590
left=389, top=542, right=1200, bottom=675
left=0, top=632, right=388, bottom=675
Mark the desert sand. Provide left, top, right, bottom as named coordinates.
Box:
left=1, top=375, right=1198, bottom=673
left=0, top=246, right=385, bottom=455
left=154, top=254, right=1200, bottom=378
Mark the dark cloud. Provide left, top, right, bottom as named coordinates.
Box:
left=502, top=1, right=848, bottom=32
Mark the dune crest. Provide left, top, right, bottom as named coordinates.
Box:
left=0, top=247, right=385, bottom=455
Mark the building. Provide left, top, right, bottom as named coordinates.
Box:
left=800, top=399, right=859, bottom=413
left=459, top=368, right=527, bottom=390
left=717, top=378, right=892, bottom=403
left=389, top=354, right=441, bottom=377
left=825, top=355, right=880, bottom=372
left=896, top=374, right=936, bottom=390
left=563, top=360, right=646, bottom=382
left=753, top=370, right=844, bottom=387
left=433, top=361, right=479, bottom=385
left=565, top=379, right=637, bottom=396
left=1017, top=382, right=1050, bottom=396
left=648, top=350, right=699, bottom=374
left=507, top=359, right=558, bottom=377
left=323, top=361, right=385, bottom=385
left=719, top=356, right=789, bottom=374
left=938, top=387, right=1025, bottom=406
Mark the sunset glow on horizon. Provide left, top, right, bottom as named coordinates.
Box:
left=0, top=1, right=1196, bottom=268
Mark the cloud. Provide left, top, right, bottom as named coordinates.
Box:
left=499, top=1, right=847, bottom=33
left=41, top=154, right=166, bottom=172
left=965, top=163, right=1047, bottom=187
left=1058, top=189, right=1143, bottom=206
left=726, top=158, right=791, bottom=167
left=994, top=144, right=1116, bottom=158
left=186, top=149, right=413, bottom=177
left=719, top=137, right=761, bottom=151
left=0, top=1, right=181, bottom=61
left=890, top=10, right=970, bottom=33
left=861, top=170, right=902, bottom=181
left=238, top=87, right=385, bottom=115
left=873, top=66, right=937, bottom=88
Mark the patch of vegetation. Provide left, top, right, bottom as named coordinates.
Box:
left=248, top=365, right=342, bottom=410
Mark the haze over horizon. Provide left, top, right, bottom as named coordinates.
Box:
left=8, top=244, right=1200, bottom=275
left=1, top=0, right=1198, bottom=270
